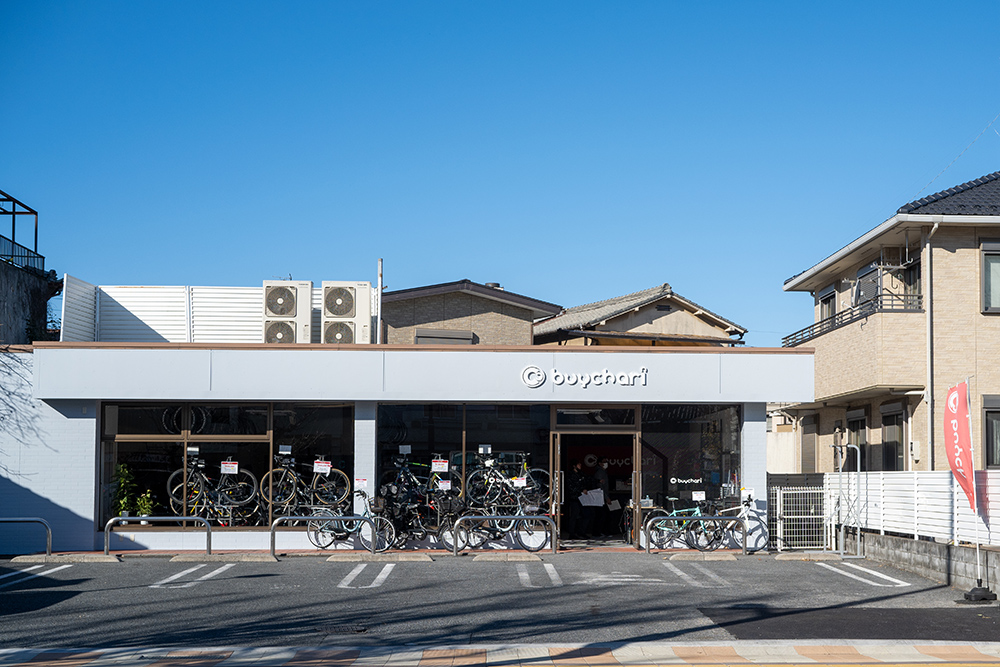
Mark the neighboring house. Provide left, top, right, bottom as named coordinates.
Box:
left=781, top=170, right=1000, bottom=474
left=381, top=279, right=561, bottom=345
left=533, top=283, right=747, bottom=347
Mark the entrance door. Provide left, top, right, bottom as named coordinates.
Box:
left=553, top=433, right=636, bottom=543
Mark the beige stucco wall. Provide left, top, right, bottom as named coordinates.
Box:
left=600, top=301, right=732, bottom=338
left=382, top=292, right=534, bottom=345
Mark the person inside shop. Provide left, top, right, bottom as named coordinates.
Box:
left=565, top=459, right=593, bottom=539
left=592, top=457, right=612, bottom=536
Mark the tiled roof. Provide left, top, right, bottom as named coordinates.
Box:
left=533, top=284, right=745, bottom=336
left=897, top=170, right=1000, bottom=215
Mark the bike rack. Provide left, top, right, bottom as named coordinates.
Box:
left=451, top=514, right=558, bottom=556
left=1, top=517, right=52, bottom=556
left=104, top=516, right=212, bottom=556
left=270, top=515, right=377, bottom=559
left=642, top=514, right=748, bottom=556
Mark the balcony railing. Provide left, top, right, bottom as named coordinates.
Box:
left=782, top=292, right=922, bottom=347
left=0, top=233, right=45, bottom=273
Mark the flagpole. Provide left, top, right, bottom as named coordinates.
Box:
left=966, top=377, right=983, bottom=588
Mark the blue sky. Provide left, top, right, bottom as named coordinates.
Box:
left=3, top=2, right=1000, bottom=346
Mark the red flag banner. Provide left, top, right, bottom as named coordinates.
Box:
left=945, top=381, right=977, bottom=512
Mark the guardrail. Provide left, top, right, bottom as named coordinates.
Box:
left=642, top=514, right=747, bottom=555
left=270, top=515, right=376, bottom=559
left=452, top=514, right=558, bottom=556
left=1, top=517, right=52, bottom=556
left=782, top=293, right=923, bottom=347
left=104, top=516, right=212, bottom=556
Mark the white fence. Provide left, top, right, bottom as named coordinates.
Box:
left=824, top=470, right=1000, bottom=546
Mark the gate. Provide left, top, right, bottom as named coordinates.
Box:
left=768, top=486, right=827, bottom=551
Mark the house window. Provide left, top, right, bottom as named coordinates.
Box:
left=881, top=412, right=905, bottom=472
left=845, top=413, right=866, bottom=471
left=984, top=396, right=1000, bottom=468
left=854, top=263, right=879, bottom=306
left=817, top=284, right=836, bottom=321
left=982, top=240, right=1000, bottom=313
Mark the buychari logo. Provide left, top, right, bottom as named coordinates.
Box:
left=521, top=366, right=648, bottom=389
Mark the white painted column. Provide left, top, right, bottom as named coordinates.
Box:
left=742, top=402, right=767, bottom=518
left=353, top=401, right=378, bottom=516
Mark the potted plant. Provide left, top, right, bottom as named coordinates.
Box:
left=112, top=463, right=137, bottom=522
left=136, top=489, right=155, bottom=525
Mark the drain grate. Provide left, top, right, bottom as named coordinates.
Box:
left=321, top=624, right=369, bottom=634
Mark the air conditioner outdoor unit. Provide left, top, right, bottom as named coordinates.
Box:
left=262, top=280, right=313, bottom=344
left=321, top=281, right=372, bottom=344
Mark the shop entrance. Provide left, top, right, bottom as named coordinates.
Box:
left=555, top=433, right=636, bottom=541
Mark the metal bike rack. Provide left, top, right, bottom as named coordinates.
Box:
left=104, top=516, right=212, bottom=556
left=1, top=517, right=52, bottom=556
left=451, top=514, right=558, bottom=556
left=643, top=514, right=748, bottom=556
left=270, top=515, right=376, bottom=559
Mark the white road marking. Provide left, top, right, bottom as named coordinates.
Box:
left=517, top=564, right=539, bottom=588
left=663, top=561, right=702, bottom=587
left=815, top=561, right=906, bottom=587
left=337, top=564, right=367, bottom=588
left=173, top=564, right=236, bottom=588
left=574, top=571, right=675, bottom=586
left=0, top=564, right=73, bottom=590
left=544, top=563, right=563, bottom=587
left=0, top=565, right=42, bottom=581
left=150, top=565, right=206, bottom=589
left=689, top=562, right=730, bottom=587
left=842, top=562, right=910, bottom=587
left=337, top=563, right=395, bottom=589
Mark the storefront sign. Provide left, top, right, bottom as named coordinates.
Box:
left=670, top=477, right=703, bottom=484
left=521, top=366, right=648, bottom=389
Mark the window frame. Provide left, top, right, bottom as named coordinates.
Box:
left=817, top=283, right=836, bottom=322
left=983, top=395, right=1000, bottom=469
left=981, top=239, right=1000, bottom=314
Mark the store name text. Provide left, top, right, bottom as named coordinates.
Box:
left=521, top=366, right=648, bottom=389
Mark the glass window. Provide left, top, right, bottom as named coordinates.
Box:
left=187, top=404, right=268, bottom=437
left=272, top=403, right=354, bottom=479
left=104, top=404, right=185, bottom=437
left=881, top=412, right=904, bottom=472
left=819, top=292, right=835, bottom=321
left=377, top=404, right=465, bottom=490
left=556, top=408, right=635, bottom=427
left=845, top=417, right=866, bottom=471
left=986, top=411, right=1000, bottom=468
left=982, top=240, right=1000, bottom=313
left=639, top=404, right=741, bottom=504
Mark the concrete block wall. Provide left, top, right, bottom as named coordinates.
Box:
left=0, top=351, right=98, bottom=554
left=0, top=262, right=58, bottom=345
left=851, top=530, right=1000, bottom=593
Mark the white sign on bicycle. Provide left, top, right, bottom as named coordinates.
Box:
left=691, top=491, right=706, bottom=501
left=513, top=477, right=527, bottom=488
left=220, top=461, right=239, bottom=475
left=314, top=460, right=332, bottom=475
left=431, top=459, right=449, bottom=473
left=437, top=480, right=452, bottom=491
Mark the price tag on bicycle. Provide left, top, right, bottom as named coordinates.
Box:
left=314, top=460, right=332, bottom=475
left=220, top=461, right=239, bottom=475
left=431, top=459, right=449, bottom=473
left=513, top=477, right=527, bottom=488
left=437, top=479, right=452, bottom=491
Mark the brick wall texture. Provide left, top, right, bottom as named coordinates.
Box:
left=382, top=292, right=533, bottom=345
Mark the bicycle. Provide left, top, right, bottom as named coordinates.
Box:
left=466, top=453, right=549, bottom=510
left=646, top=498, right=724, bottom=552
left=309, top=490, right=395, bottom=552
left=259, top=454, right=351, bottom=511
left=166, top=456, right=258, bottom=512
left=719, top=493, right=769, bottom=553
left=445, top=507, right=551, bottom=553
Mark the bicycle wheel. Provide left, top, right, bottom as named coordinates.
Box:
left=219, top=469, right=258, bottom=506
left=166, top=468, right=203, bottom=505
left=647, top=512, right=684, bottom=549
left=312, top=468, right=351, bottom=505
left=520, top=469, right=550, bottom=512
left=730, top=515, right=769, bottom=553
left=169, top=480, right=207, bottom=516
left=489, top=489, right=520, bottom=532
left=308, top=507, right=337, bottom=549
left=358, top=515, right=395, bottom=553
left=465, top=469, right=491, bottom=504
left=437, top=518, right=469, bottom=551
left=260, top=468, right=298, bottom=505
left=513, top=517, right=550, bottom=552
left=685, top=518, right=724, bottom=552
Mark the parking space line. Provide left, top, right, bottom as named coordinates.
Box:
left=150, top=565, right=206, bottom=589
left=842, top=562, right=910, bottom=587
left=815, top=561, right=906, bottom=587
left=663, top=561, right=703, bottom=587
left=0, top=564, right=73, bottom=590
left=337, top=563, right=395, bottom=589
left=544, top=563, right=563, bottom=587
left=517, top=564, right=539, bottom=588
left=0, top=565, right=43, bottom=581
left=689, top=562, right=730, bottom=587
left=173, top=564, right=236, bottom=588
